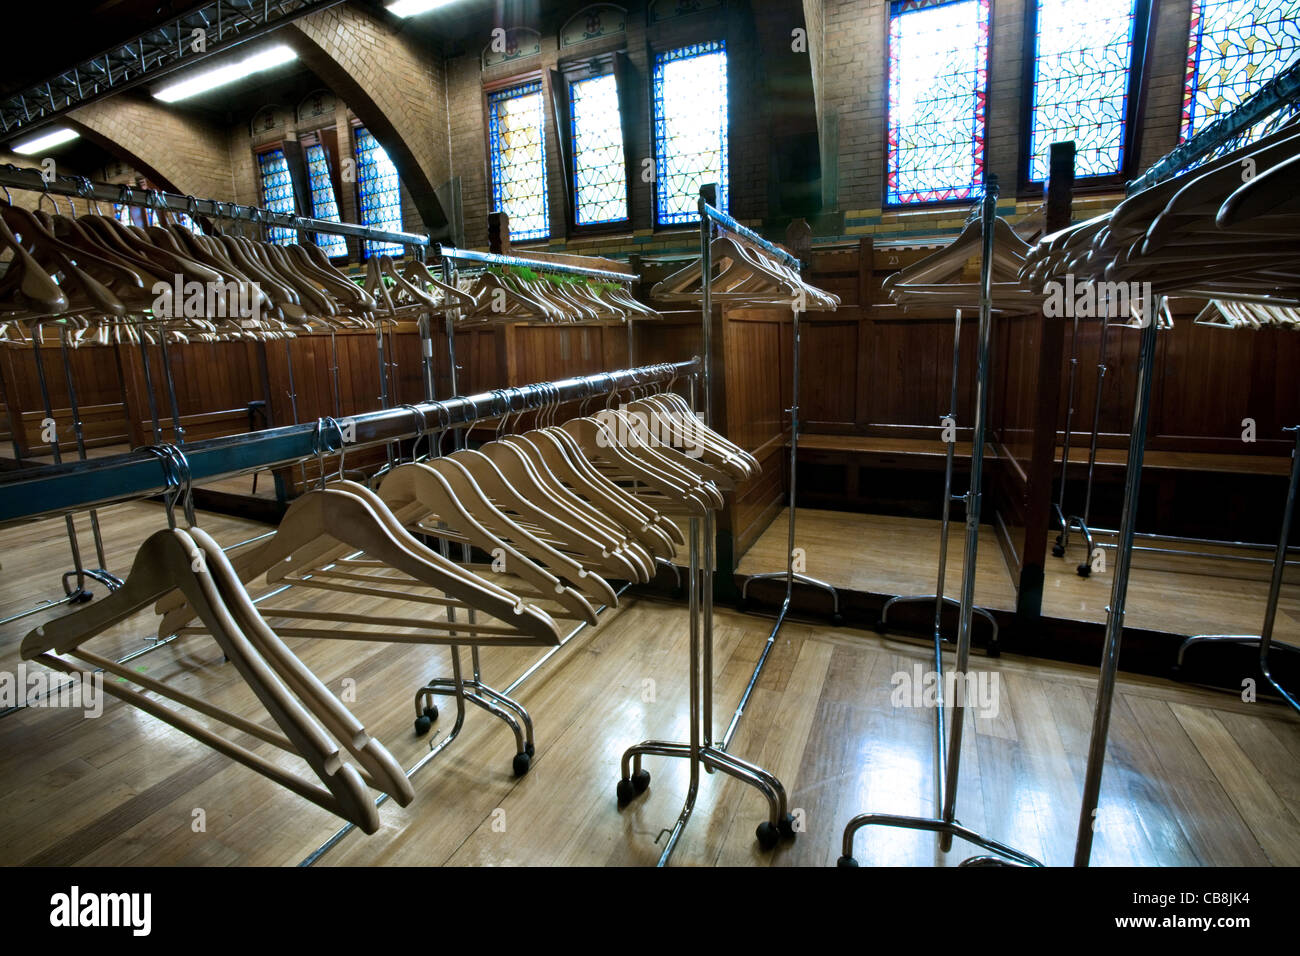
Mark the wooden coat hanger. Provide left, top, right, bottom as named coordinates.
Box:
left=24, top=526, right=382, bottom=833
left=159, top=480, right=563, bottom=647
left=477, top=438, right=656, bottom=580
left=378, top=462, right=602, bottom=623
left=448, top=446, right=649, bottom=581
left=503, top=430, right=678, bottom=559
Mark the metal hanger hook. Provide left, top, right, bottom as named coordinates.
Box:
left=140, top=445, right=180, bottom=530
left=400, top=404, right=427, bottom=463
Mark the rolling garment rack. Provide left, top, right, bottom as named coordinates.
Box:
left=407, top=245, right=662, bottom=763
left=1055, top=314, right=1112, bottom=576
left=876, top=248, right=1000, bottom=654
left=838, top=176, right=1043, bottom=868
left=0, top=361, right=699, bottom=862
left=694, top=189, right=841, bottom=749
left=1073, top=61, right=1300, bottom=865
left=614, top=189, right=799, bottom=865
left=1175, top=426, right=1300, bottom=715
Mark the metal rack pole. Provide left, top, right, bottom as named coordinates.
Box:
left=1073, top=302, right=1161, bottom=866
left=877, top=307, right=1000, bottom=655
left=616, top=195, right=794, bottom=861
left=1059, top=314, right=1111, bottom=577
left=1176, top=426, right=1300, bottom=715
left=838, top=176, right=1042, bottom=868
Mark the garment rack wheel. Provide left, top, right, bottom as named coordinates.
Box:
left=615, top=768, right=652, bottom=806
left=413, top=704, right=439, bottom=736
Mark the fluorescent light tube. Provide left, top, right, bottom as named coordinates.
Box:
left=153, top=45, right=298, bottom=103
left=11, top=127, right=79, bottom=155
left=388, top=0, right=458, bottom=17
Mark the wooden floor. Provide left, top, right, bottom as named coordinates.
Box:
left=739, top=508, right=1300, bottom=639
left=1, top=503, right=1298, bottom=866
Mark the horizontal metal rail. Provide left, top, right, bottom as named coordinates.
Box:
left=0, top=163, right=428, bottom=247
left=0, top=359, right=698, bottom=526
left=433, top=244, right=636, bottom=283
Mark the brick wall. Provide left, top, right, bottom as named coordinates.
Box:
left=445, top=0, right=811, bottom=257
left=68, top=94, right=239, bottom=203
left=287, top=3, right=452, bottom=234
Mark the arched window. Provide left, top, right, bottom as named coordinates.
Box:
left=1182, top=0, right=1300, bottom=141
left=886, top=0, right=990, bottom=206
left=1026, top=0, right=1144, bottom=182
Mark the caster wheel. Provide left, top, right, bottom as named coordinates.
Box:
left=873, top=619, right=888, bottom=634
left=70, top=589, right=93, bottom=605
left=631, top=768, right=650, bottom=794
left=778, top=813, right=797, bottom=839
left=1051, top=545, right=1065, bottom=558
left=616, top=778, right=637, bottom=806
left=837, top=856, right=860, bottom=868
left=525, top=742, right=535, bottom=757
left=1076, top=565, right=1092, bottom=578
left=671, top=586, right=685, bottom=601
left=755, top=821, right=780, bottom=850
left=422, top=705, right=439, bottom=721
left=512, top=752, right=531, bottom=777
left=831, top=613, right=845, bottom=627
left=414, top=715, right=432, bottom=736
left=1054, top=534, right=1063, bottom=547
left=987, top=643, right=1001, bottom=659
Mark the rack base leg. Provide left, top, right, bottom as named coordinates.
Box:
left=415, top=676, right=535, bottom=776
left=617, top=740, right=795, bottom=854
left=837, top=812, right=1043, bottom=868
left=876, top=593, right=1000, bottom=656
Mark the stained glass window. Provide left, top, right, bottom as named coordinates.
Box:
left=1182, top=0, right=1300, bottom=141
left=1028, top=0, right=1139, bottom=181
left=487, top=81, right=549, bottom=241
left=886, top=0, right=989, bottom=205
left=354, top=127, right=404, bottom=258
left=653, top=40, right=729, bottom=226
left=570, top=73, right=629, bottom=225
left=257, top=148, right=298, bottom=246
left=305, top=143, right=348, bottom=259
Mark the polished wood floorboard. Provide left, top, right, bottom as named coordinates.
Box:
left=738, top=508, right=1299, bottom=639
left=0, top=503, right=1297, bottom=866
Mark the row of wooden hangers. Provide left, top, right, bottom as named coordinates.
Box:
left=884, top=213, right=1046, bottom=315
left=23, top=381, right=758, bottom=831
left=1020, top=114, right=1300, bottom=327
left=650, top=234, right=840, bottom=311
left=452, top=268, right=660, bottom=325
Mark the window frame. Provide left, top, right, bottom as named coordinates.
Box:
left=1178, top=0, right=1300, bottom=144
left=254, top=143, right=301, bottom=246
left=482, top=71, right=552, bottom=245
left=882, top=0, right=993, bottom=209
left=552, top=52, right=636, bottom=238
left=650, top=36, right=731, bottom=229
left=299, top=127, right=349, bottom=262
left=349, top=120, right=406, bottom=260
left=1016, top=0, right=1154, bottom=195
